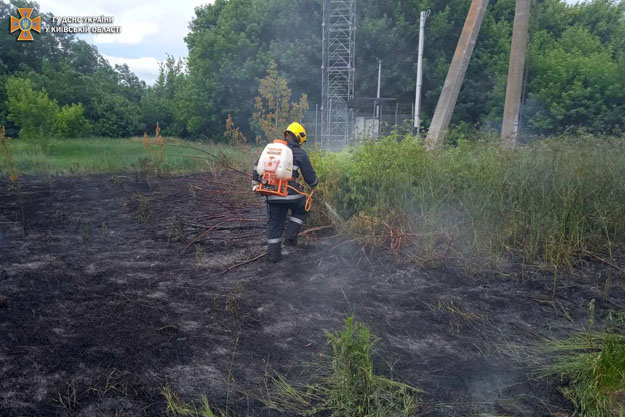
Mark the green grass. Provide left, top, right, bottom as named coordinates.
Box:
left=541, top=331, right=625, bottom=417
left=310, top=135, right=625, bottom=267
left=0, top=136, right=252, bottom=175
left=162, top=386, right=228, bottom=417
left=264, top=317, right=420, bottom=417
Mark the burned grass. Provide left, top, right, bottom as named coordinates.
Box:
left=0, top=174, right=624, bottom=416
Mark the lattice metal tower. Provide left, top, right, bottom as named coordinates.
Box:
left=321, top=0, right=356, bottom=149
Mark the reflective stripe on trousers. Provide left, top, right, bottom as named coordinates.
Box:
left=266, top=198, right=309, bottom=242
left=289, top=216, right=304, bottom=225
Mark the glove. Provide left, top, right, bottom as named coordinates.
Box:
left=252, top=181, right=260, bottom=192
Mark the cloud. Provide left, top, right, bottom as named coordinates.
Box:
left=92, top=4, right=161, bottom=45
left=102, top=54, right=160, bottom=85
left=38, top=0, right=208, bottom=46
left=36, top=0, right=211, bottom=82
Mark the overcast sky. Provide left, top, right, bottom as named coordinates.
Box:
left=28, top=0, right=583, bottom=85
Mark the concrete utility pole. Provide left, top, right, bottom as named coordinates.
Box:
left=414, top=10, right=431, bottom=136
left=376, top=58, right=382, bottom=118
left=501, top=0, right=531, bottom=147
left=425, top=0, right=489, bottom=151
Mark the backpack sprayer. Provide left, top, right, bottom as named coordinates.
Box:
left=255, top=140, right=314, bottom=210
left=255, top=139, right=292, bottom=197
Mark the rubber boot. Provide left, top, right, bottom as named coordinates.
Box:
left=284, top=221, right=302, bottom=247
left=267, top=242, right=282, bottom=263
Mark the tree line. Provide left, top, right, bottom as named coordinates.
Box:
left=2, top=0, right=624, bottom=141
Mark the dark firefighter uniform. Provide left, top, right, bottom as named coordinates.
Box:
left=252, top=123, right=318, bottom=263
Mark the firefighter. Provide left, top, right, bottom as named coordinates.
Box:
left=253, top=122, right=318, bottom=263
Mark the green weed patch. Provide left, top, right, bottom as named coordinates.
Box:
left=264, top=317, right=420, bottom=417
left=311, top=135, right=625, bottom=267
left=542, top=331, right=625, bottom=417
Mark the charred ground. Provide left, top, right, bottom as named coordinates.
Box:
left=1, top=174, right=623, bottom=416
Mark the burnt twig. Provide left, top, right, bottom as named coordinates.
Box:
left=222, top=253, right=267, bottom=274
left=582, top=249, right=625, bottom=274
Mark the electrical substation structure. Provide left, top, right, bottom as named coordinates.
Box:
left=321, top=0, right=356, bottom=150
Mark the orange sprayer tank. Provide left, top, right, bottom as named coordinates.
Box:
left=255, top=140, right=293, bottom=197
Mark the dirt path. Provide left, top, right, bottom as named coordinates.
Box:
left=1, top=174, right=623, bottom=416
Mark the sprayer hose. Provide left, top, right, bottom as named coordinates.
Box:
left=287, top=185, right=315, bottom=212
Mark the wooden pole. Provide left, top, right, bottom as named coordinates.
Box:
left=425, top=0, right=489, bottom=151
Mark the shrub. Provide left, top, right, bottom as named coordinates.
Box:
left=55, top=103, right=90, bottom=138
left=92, top=94, right=142, bottom=137
left=6, top=77, right=59, bottom=141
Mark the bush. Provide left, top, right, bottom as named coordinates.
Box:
left=55, top=103, right=90, bottom=138
left=92, top=94, right=142, bottom=137
left=6, top=77, right=59, bottom=141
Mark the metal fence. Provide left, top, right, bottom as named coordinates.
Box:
left=300, top=102, right=415, bottom=149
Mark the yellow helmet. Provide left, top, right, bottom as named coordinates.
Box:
left=284, top=122, right=307, bottom=145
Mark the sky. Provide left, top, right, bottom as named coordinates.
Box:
left=36, top=0, right=212, bottom=85
left=28, top=0, right=581, bottom=85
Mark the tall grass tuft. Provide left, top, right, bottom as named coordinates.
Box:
left=162, top=386, right=228, bottom=417
left=311, top=135, right=625, bottom=267
left=541, top=331, right=625, bottom=417
left=264, top=317, right=420, bottom=416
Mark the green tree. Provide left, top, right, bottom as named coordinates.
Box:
left=253, top=61, right=309, bottom=141
left=185, top=0, right=267, bottom=138
left=3, top=0, right=625, bottom=139
left=185, top=0, right=323, bottom=139
left=115, top=64, right=146, bottom=104
left=91, top=94, right=142, bottom=137
left=0, top=70, right=7, bottom=128
left=1, top=1, right=147, bottom=138
left=28, top=61, right=146, bottom=137
left=526, top=25, right=625, bottom=134
left=185, top=0, right=625, bottom=138
left=142, top=56, right=188, bottom=137
left=6, top=77, right=59, bottom=140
